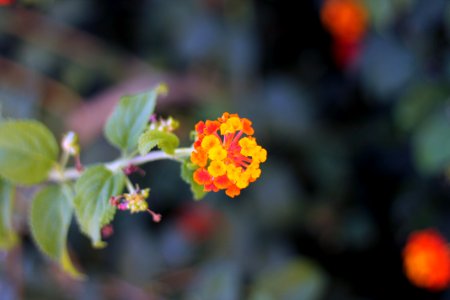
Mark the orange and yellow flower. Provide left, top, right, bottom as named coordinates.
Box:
left=403, top=229, right=450, bottom=291
left=191, top=113, right=267, bottom=198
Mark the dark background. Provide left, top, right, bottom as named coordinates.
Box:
left=1, top=0, right=450, bottom=299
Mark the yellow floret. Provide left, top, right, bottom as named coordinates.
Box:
left=236, top=173, right=250, bottom=189
left=220, top=123, right=234, bottom=135
left=208, top=145, right=227, bottom=161
left=226, top=164, right=243, bottom=182
left=201, top=135, right=221, bottom=150
left=254, top=147, right=267, bottom=163
left=238, top=137, right=256, bottom=148
left=228, top=117, right=243, bottom=131
left=208, top=160, right=227, bottom=177
left=248, top=145, right=267, bottom=163
left=239, top=137, right=257, bottom=156
left=247, top=163, right=261, bottom=179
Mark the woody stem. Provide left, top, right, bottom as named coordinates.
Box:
left=49, top=147, right=193, bottom=182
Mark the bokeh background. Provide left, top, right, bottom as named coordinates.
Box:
left=1, top=0, right=450, bottom=299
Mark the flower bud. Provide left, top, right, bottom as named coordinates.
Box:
left=61, top=131, right=80, bottom=155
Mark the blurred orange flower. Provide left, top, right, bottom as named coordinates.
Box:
left=332, top=38, right=361, bottom=68
left=176, top=204, right=221, bottom=242
left=321, top=0, right=368, bottom=44
left=0, top=0, right=13, bottom=5
left=403, top=229, right=450, bottom=291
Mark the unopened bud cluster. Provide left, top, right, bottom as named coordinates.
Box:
left=110, top=187, right=161, bottom=222
left=149, top=115, right=179, bottom=132
left=61, top=131, right=80, bottom=155
left=61, top=131, right=83, bottom=171
left=110, top=188, right=150, bottom=213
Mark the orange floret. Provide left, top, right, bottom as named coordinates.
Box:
left=403, top=229, right=450, bottom=291
left=225, top=184, right=241, bottom=198
left=204, top=120, right=220, bottom=135
left=195, top=121, right=206, bottom=134
left=191, top=149, right=208, bottom=168
left=214, top=175, right=232, bottom=190
left=193, top=168, right=212, bottom=185
left=242, top=118, right=254, bottom=135
left=190, top=113, right=267, bottom=198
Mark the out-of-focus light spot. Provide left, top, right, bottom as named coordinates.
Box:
left=0, top=0, right=13, bottom=6
left=332, top=39, right=360, bottom=68
left=321, top=0, right=368, bottom=44
left=403, top=229, right=450, bottom=291
left=101, top=224, right=114, bottom=239
left=176, top=204, right=221, bottom=242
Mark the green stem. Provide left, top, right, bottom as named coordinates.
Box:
left=59, top=151, right=70, bottom=170
left=48, top=147, right=193, bottom=182
left=124, top=176, right=135, bottom=193
left=52, top=151, right=70, bottom=182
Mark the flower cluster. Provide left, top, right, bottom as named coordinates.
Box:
left=110, top=188, right=161, bottom=222
left=190, top=113, right=267, bottom=198
left=403, top=229, right=450, bottom=291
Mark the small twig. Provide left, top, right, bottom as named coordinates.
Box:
left=48, top=148, right=193, bottom=182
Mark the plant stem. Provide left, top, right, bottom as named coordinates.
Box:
left=59, top=151, right=70, bottom=170
left=124, top=176, right=136, bottom=193
left=48, top=147, right=193, bottom=182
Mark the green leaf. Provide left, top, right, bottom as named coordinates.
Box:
left=30, top=185, right=84, bottom=279
left=138, top=129, right=180, bottom=155
left=413, top=111, right=450, bottom=174
left=180, top=159, right=207, bottom=200
left=0, top=120, right=58, bottom=185
left=0, top=178, right=18, bottom=250
left=74, top=166, right=125, bottom=248
left=104, top=90, right=157, bottom=152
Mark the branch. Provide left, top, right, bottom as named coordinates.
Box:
left=49, top=147, right=193, bottom=182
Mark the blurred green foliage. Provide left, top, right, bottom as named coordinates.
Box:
left=1, top=0, right=450, bottom=299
